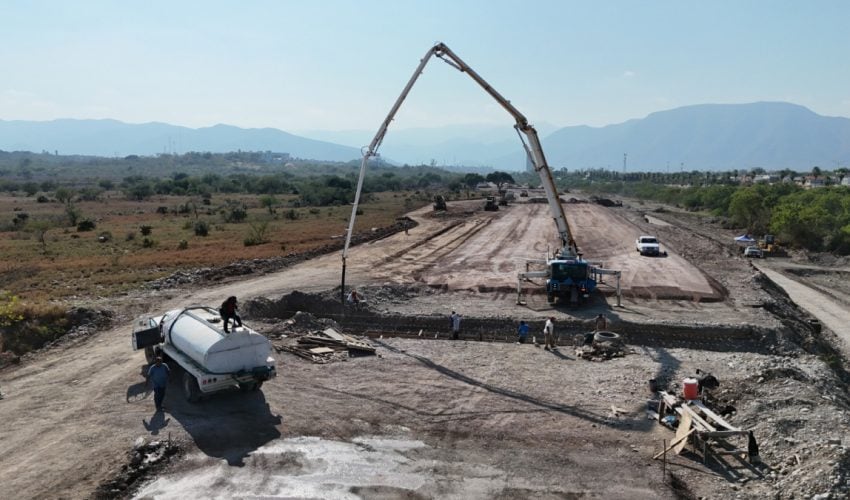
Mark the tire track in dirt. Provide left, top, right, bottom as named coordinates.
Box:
left=377, top=217, right=495, bottom=284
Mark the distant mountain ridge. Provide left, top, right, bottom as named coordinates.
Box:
left=533, top=102, right=850, bottom=171
left=2, top=102, right=848, bottom=170
left=0, top=119, right=362, bottom=162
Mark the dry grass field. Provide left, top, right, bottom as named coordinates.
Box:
left=0, top=191, right=425, bottom=302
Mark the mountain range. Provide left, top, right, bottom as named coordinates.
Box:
left=0, top=119, right=362, bottom=162
left=1, top=102, right=848, bottom=171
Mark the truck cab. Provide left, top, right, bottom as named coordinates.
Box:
left=636, top=235, right=661, bottom=256
left=546, top=258, right=596, bottom=304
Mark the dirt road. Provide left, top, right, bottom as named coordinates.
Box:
left=755, top=262, right=850, bottom=359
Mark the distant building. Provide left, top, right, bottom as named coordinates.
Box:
left=261, top=151, right=290, bottom=164
left=476, top=182, right=498, bottom=191
left=804, top=176, right=826, bottom=189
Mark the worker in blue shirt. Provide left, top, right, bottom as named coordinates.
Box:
left=516, top=320, right=529, bottom=344
left=146, top=356, right=171, bottom=412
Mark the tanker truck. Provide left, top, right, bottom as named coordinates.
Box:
left=132, top=305, right=276, bottom=402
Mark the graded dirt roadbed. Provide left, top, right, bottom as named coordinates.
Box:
left=0, top=200, right=773, bottom=498
left=284, top=200, right=720, bottom=301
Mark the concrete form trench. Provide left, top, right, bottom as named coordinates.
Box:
left=246, top=291, right=777, bottom=353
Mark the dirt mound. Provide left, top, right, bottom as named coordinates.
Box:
left=146, top=219, right=415, bottom=290
left=590, top=195, right=623, bottom=207
left=244, top=291, right=344, bottom=321
left=93, top=438, right=181, bottom=499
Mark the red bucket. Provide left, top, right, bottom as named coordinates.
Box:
left=683, top=378, right=699, bottom=400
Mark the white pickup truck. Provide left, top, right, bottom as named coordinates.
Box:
left=132, top=306, right=276, bottom=402
left=636, top=235, right=662, bottom=256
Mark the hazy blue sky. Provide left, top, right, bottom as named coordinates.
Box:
left=2, top=1, right=848, bottom=133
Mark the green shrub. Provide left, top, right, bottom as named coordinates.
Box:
left=76, top=219, right=96, bottom=232
left=194, top=220, right=210, bottom=236
left=0, top=295, right=67, bottom=355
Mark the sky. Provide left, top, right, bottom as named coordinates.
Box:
left=1, top=0, right=849, bottom=135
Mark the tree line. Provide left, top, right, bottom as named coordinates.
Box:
left=567, top=169, right=850, bottom=255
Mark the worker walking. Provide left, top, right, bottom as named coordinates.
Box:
left=219, top=296, right=242, bottom=333
left=543, top=316, right=556, bottom=351
left=450, top=311, right=462, bottom=340
left=594, top=313, right=609, bottom=331
left=516, top=320, right=529, bottom=344
left=146, top=356, right=171, bottom=412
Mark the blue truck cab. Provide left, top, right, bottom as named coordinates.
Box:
left=546, top=258, right=596, bottom=304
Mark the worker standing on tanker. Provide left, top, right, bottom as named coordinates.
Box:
left=220, top=296, right=242, bottom=333
left=543, top=317, right=556, bottom=351
left=147, top=356, right=171, bottom=412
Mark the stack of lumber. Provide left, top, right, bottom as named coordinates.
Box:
left=654, top=391, right=754, bottom=464
left=275, top=327, right=375, bottom=364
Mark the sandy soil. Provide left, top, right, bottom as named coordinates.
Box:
left=1, top=196, right=849, bottom=499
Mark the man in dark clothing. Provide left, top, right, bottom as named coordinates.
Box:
left=220, top=296, right=242, bottom=333
left=147, top=356, right=170, bottom=412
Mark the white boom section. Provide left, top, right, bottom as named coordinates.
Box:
left=341, top=43, right=581, bottom=298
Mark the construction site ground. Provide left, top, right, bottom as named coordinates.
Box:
left=1, top=194, right=849, bottom=499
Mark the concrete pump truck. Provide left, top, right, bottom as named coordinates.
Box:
left=341, top=42, right=609, bottom=306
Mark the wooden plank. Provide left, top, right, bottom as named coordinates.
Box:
left=700, top=430, right=749, bottom=438
left=673, top=412, right=693, bottom=454
left=680, top=403, right=716, bottom=432
left=322, top=327, right=347, bottom=341
left=692, top=400, right=741, bottom=431
left=308, top=347, right=335, bottom=354
left=653, top=427, right=696, bottom=459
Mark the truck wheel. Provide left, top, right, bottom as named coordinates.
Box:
left=547, top=293, right=554, bottom=303
left=183, top=372, right=201, bottom=403
left=242, top=381, right=264, bottom=392
left=144, top=346, right=156, bottom=364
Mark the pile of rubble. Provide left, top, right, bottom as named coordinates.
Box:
left=93, top=437, right=180, bottom=499
left=275, top=326, right=376, bottom=364
left=574, top=330, right=632, bottom=361
left=260, top=311, right=376, bottom=364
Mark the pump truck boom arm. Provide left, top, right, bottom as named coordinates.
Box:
left=341, top=43, right=579, bottom=302
left=428, top=44, right=577, bottom=257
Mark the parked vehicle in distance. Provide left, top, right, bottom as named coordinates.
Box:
left=636, top=235, right=661, bottom=256
left=744, top=246, right=764, bottom=258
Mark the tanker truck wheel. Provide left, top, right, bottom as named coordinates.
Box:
left=144, top=346, right=156, bottom=364
left=239, top=381, right=263, bottom=392
left=183, top=372, right=201, bottom=403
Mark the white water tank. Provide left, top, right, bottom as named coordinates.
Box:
left=162, top=307, right=273, bottom=373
